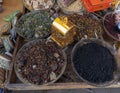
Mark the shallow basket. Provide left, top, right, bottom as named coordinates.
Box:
left=15, top=10, right=52, bottom=41
left=14, top=39, right=67, bottom=86
left=71, top=38, right=119, bottom=87
left=103, top=12, right=120, bottom=41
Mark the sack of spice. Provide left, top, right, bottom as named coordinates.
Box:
left=15, top=11, right=53, bottom=40
left=72, top=38, right=117, bottom=86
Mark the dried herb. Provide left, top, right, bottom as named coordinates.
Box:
left=73, top=43, right=117, bottom=84
left=68, top=14, right=103, bottom=41
left=15, top=40, right=66, bottom=85
left=16, top=11, right=53, bottom=40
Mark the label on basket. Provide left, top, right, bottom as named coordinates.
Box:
left=0, top=55, right=11, bottom=70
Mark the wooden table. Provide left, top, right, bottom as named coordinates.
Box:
left=0, top=0, right=23, bottom=29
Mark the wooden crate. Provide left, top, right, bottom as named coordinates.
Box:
left=5, top=36, right=120, bottom=91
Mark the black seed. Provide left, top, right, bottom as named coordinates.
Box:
left=73, top=43, right=117, bottom=84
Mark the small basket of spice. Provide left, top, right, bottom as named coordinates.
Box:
left=15, top=11, right=53, bottom=41
left=14, top=39, right=67, bottom=86
left=23, top=0, right=55, bottom=11
left=71, top=38, right=119, bottom=87
left=57, top=0, right=84, bottom=14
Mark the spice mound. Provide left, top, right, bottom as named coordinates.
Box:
left=68, top=14, right=103, bottom=41
left=24, top=0, right=54, bottom=11
left=15, top=11, right=53, bottom=40
left=15, top=40, right=66, bottom=85
left=73, top=42, right=117, bottom=84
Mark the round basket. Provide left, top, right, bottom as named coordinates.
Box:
left=15, top=11, right=53, bottom=41
left=71, top=38, right=119, bottom=87
left=23, top=0, right=55, bottom=11
left=14, top=39, right=67, bottom=86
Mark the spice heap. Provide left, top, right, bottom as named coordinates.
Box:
left=24, top=0, right=54, bottom=10
left=16, top=11, right=53, bottom=40
left=68, top=14, right=103, bottom=41
left=73, top=42, right=117, bottom=84
left=57, top=0, right=83, bottom=14
left=15, top=40, right=66, bottom=85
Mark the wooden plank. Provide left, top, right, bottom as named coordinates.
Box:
left=6, top=82, right=120, bottom=90
left=0, top=0, right=23, bottom=29
left=6, top=36, right=24, bottom=84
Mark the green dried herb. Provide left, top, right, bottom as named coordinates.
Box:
left=16, top=11, right=53, bottom=40
left=0, top=47, right=5, bottom=55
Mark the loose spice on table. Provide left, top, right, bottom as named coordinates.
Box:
left=72, top=42, right=117, bottom=84
left=68, top=14, right=103, bottom=41
left=15, top=40, right=66, bottom=85
left=15, top=11, right=53, bottom=40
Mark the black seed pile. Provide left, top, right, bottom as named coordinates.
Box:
left=73, top=43, right=117, bottom=84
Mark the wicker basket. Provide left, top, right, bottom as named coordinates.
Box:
left=14, top=39, right=67, bottom=86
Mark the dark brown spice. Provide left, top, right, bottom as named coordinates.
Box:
left=15, top=40, right=66, bottom=85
